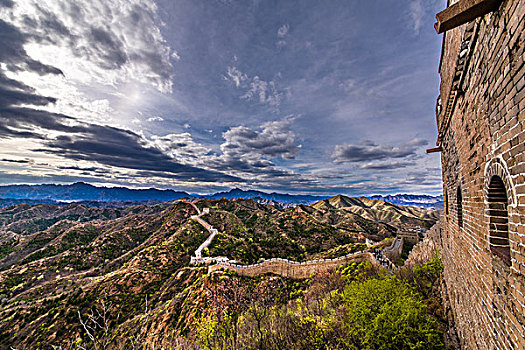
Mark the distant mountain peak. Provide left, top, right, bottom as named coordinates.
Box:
left=70, top=182, right=94, bottom=187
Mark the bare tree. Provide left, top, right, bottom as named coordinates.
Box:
left=77, top=296, right=119, bottom=350
left=205, top=274, right=254, bottom=349
left=129, top=296, right=150, bottom=350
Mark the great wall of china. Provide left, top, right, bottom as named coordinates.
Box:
left=187, top=203, right=403, bottom=278
left=208, top=252, right=378, bottom=279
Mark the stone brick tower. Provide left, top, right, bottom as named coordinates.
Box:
left=431, top=0, right=525, bottom=348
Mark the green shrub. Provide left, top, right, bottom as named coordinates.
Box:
left=336, top=276, right=444, bottom=350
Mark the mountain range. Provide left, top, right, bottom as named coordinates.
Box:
left=0, top=182, right=443, bottom=209
left=0, top=182, right=189, bottom=202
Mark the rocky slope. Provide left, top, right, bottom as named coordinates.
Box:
left=312, top=195, right=439, bottom=228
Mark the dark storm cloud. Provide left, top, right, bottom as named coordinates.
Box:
left=0, top=18, right=62, bottom=134
left=0, top=105, right=87, bottom=139
left=0, top=97, right=242, bottom=182
left=0, top=72, right=57, bottom=108
left=331, top=139, right=428, bottom=164
left=0, top=0, right=14, bottom=8
left=88, top=26, right=128, bottom=69
left=0, top=65, right=73, bottom=139
left=58, top=165, right=104, bottom=172
left=37, top=124, right=241, bottom=183
left=0, top=19, right=63, bottom=76
left=1, top=159, right=31, bottom=164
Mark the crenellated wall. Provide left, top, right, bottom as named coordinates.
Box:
left=208, top=252, right=375, bottom=279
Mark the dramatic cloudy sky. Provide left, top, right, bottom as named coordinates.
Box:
left=0, top=0, right=446, bottom=195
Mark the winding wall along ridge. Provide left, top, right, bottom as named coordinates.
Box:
left=208, top=252, right=377, bottom=279
left=192, top=215, right=218, bottom=259
left=188, top=204, right=399, bottom=278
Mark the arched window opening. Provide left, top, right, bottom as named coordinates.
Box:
left=488, top=176, right=510, bottom=266
left=457, top=186, right=463, bottom=228
left=445, top=189, right=449, bottom=215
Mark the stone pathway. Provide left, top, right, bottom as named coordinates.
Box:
left=370, top=247, right=395, bottom=270
left=189, top=206, right=228, bottom=265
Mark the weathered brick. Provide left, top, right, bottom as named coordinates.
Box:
left=434, top=0, right=525, bottom=348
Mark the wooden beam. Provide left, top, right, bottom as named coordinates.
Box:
left=434, top=0, right=502, bottom=34
left=426, top=146, right=443, bottom=154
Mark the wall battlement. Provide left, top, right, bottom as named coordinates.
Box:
left=208, top=252, right=375, bottom=279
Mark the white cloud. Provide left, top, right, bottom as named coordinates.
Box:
left=339, top=79, right=356, bottom=93
left=409, top=0, right=424, bottom=34
left=277, top=24, right=289, bottom=38
left=225, top=66, right=283, bottom=108
left=148, top=116, right=164, bottom=122
left=241, top=76, right=282, bottom=107
left=150, top=133, right=212, bottom=162
left=276, top=24, right=290, bottom=47
left=276, top=40, right=287, bottom=48
left=226, top=66, right=248, bottom=87
left=221, top=117, right=301, bottom=161
left=171, top=51, right=181, bottom=61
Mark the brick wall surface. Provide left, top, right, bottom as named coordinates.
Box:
left=437, top=0, right=525, bottom=348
